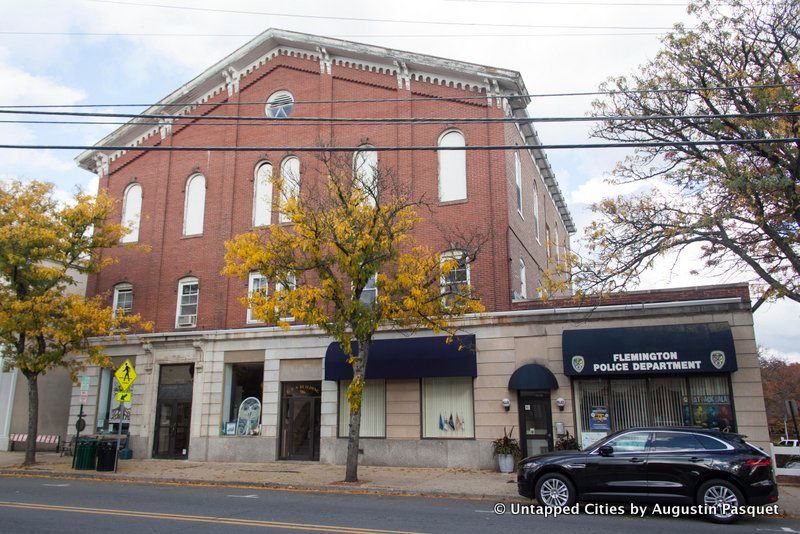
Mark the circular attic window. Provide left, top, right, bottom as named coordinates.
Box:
left=265, top=90, right=294, bottom=118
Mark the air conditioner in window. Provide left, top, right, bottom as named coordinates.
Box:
left=177, top=315, right=196, bottom=327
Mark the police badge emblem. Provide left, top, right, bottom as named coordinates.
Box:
left=710, top=350, right=726, bottom=370
left=571, top=355, right=585, bottom=373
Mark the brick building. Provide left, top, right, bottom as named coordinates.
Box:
left=70, top=29, right=768, bottom=467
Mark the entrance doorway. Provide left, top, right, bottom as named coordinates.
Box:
left=518, top=391, right=553, bottom=457
left=153, top=363, right=194, bottom=459
left=279, top=382, right=321, bottom=461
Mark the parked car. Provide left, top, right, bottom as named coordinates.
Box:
left=777, top=439, right=799, bottom=448
left=517, top=427, right=778, bottom=523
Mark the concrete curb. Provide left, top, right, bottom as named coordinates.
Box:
left=0, top=467, right=521, bottom=502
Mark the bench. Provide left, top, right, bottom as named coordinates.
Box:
left=9, top=433, right=61, bottom=452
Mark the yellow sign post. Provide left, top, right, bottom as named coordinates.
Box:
left=114, top=359, right=138, bottom=391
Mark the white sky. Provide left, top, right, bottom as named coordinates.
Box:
left=2, top=0, right=797, bottom=361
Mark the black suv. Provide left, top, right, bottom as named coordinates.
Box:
left=517, top=427, right=778, bottom=523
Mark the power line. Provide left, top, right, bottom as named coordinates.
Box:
left=1, top=138, right=797, bottom=153
left=0, top=109, right=795, bottom=124
left=85, top=0, right=682, bottom=30
left=0, top=30, right=665, bottom=38
left=1, top=83, right=795, bottom=109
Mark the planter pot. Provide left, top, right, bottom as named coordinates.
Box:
left=497, top=454, right=515, bottom=473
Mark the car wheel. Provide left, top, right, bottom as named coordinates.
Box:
left=698, top=479, right=745, bottom=524
left=535, top=473, right=576, bottom=507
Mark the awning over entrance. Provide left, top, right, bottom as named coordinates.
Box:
left=324, top=335, right=476, bottom=380
left=508, top=363, right=559, bottom=390
left=562, top=321, right=737, bottom=377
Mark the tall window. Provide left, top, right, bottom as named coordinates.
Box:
left=223, top=362, right=264, bottom=432
left=514, top=150, right=522, bottom=212
left=438, top=130, right=467, bottom=202
left=265, top=90, right=294, bottom=118
left=183, top=174, right=206, bottom=236
left=519, top=259, right=527, bottom=300
left=546, top=225, right=553, bottom=260
left=96, top=364, right=130, bottom=434
left=338, top=379, right=386, bottom=438
left=247, top=272, right=268, bottom=324
left=440, top=250, right=470, bottom=298
left=422, top=377, right=474, bottom=438
left=275, top=273, right=297, bottom=321
left=354, top=146, right=378, bottom=205
left=359, top=273, right=378, bottom=306
left=555, top=225, right=560, bottom=263
left=176, top=277, right=199, bottom=328
left=279, top=157, right=300, bottom=223
left=120, top=183, right=142, bottom=243
left=253, top=162, right=273, bottom=227
left=532, top=179, right=540, bottom=242
left=112, top=283, right=133, bottom=317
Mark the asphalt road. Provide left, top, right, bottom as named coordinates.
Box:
left=0, top=475, right=798, bottom=534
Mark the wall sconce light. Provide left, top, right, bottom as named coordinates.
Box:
left=555, top=397, right=566, bottom=411
left=501, top=398, right=511, bottom=412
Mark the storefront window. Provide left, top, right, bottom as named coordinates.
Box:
left=96, top=365, right=130, bottom=434
left=338, top=379, right=386, bottom=438
left=574, top=375, right=734, bottom=447
left=223, top=362, right=264, bottom=434
left=422, top=377, right=474, bottom=438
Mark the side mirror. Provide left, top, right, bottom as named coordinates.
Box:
left=598, top=445, right=614, bottom=457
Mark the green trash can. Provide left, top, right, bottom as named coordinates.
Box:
left=72, top=438, right=98, bottom=470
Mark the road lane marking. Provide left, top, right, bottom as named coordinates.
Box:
left=42, top=484, right=70, bottom=487
left=227, top=494, right=258, bottom=498
left=0, top=501, right=428, bottom=534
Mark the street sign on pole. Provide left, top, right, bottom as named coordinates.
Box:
left=116, top=391, right=132, bottom=403
left=114, top=359, right=137, bottom=391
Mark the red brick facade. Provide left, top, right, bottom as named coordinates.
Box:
left=82, top=33, right=573, bottom=333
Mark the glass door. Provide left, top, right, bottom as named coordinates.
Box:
left=152, top=364, right=194, bottom=459
left=279, top=382, right=321, bottom=461
left=519, top=392, right=553, bottom=457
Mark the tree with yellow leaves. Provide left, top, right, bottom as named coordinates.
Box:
left=0, top=180, right=147, bottom=465
left=224, top=153, right=483, bottom=482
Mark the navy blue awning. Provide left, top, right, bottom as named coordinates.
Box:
left=324, top=335, right=476, bottom=380
left=508, top=364, right=559, bottom=390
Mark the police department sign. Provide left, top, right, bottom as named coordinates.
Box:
left=562, top=323, right=737, bottom=376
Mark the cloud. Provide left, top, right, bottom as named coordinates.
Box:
left=0, top=48, right=86, bottom=105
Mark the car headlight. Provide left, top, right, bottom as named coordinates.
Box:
left=520, top=461, right=542, bottom=474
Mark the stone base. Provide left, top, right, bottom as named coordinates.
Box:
left=189, top=436, right=278, bottom=462
left=320, top=437, right=495, bottom=469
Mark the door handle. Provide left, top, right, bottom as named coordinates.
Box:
left=629, top=458, right=645, bottom=463
left=689, top=457, right=704, bottom=463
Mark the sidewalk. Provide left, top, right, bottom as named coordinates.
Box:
left=1, top=451, right=798, bottom=518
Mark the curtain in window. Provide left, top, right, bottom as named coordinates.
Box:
left=422, top=377, right=474, bottom=438
left=689, top=376, right=734, bottom=431
left=575, top=378, right=608, bottom=437
left=609, top=379, right=649, bottom=431
left=338, top=380, right=385, bottom=437
left=649, top=377, right=687, bottom=426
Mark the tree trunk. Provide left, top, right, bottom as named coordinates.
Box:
left=344, top=341, right=369, bottom=483
left=23, top=373, right=38, bottom=466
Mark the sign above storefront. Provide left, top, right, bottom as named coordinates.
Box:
left=562, top=322, right=737, bottom=376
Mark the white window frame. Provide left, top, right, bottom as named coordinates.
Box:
left=514, top=150, right=523, bottom=215
left=353, top=146, right=378, bottom=206
left=421, top=377, right=475, bottom=438
left=112, top=283, right=133, bottom=318
left=437, top=129, right=467, bottom=202
left=440, top=250, right=471, bottom=295
left=358, top=272, right=378, bottom=306
left=183, top=174, right=206, bottom=236
left=247, top=272, right=268, bottom=324
left=338, top=379, right=386, bottom=438
left=265, top=90, right=294, bottom=118
left=120, top=182, right=142, bottom=243
left=532, top=179, right=540, bottom=243
left=279, top=156, right=300, bottom=224
left=252, top=161, right=273, bottom=227
left=175, top=277, right=199, bottom=328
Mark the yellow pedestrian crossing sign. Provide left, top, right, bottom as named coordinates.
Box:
left=116, top=391, right=132, bottom=403
left=114, top=359, right=137, bottom=391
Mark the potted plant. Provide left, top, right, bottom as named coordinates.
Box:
left=554, top=431, right=581, bottom=451
left=492, top=426, right=522, bottom=473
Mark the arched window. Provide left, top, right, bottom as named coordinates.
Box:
left=353, top=146, right=378, bottom=205
left=112, top=283, right=133, bottom=317
left=265, top=90, right=294, bottom=118
left=279, top=156, right=300, bottom=223
left=532, top=179, right=540, bottom=242
left=120, top=183, right=142, bottom=243
left=253, top=161, right=273, bottom=227
left=176, top=277, right=199, bottom=328
left=183, top=174, right=206, bottom=236
left=438, top=130, right=467, bottom=202
left=514, top=150, right=522, bottom=212
left=519, top=259, right=527, bottom=300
